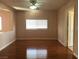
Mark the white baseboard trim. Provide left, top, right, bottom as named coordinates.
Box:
left=58, top=40, right=67, bottom=47
left=0, top=39, right=16, bottom=51
left=73, top=52, right=78, bottom=58
left=58, top=40, right=78, bottom=58
left=16, top=38, right=57, bottom=40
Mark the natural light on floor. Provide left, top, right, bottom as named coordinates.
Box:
left=26, top=48, right=47, bottom=59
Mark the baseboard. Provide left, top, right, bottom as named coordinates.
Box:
left=68, top=47, right=78, bottom=58
left=73, top=52, right=78, bottom=58
left=0, top=39, right=16, bottom=51
left=58, top=40, right=78, bottom=58
left=58, top=39, right=67, bottom=47
left=16, top=38, right=57, bottom=40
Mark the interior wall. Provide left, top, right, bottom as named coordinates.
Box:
left=73, top=0, right=78, bottom=57
left=16, top=10, right=58, bottom=40
left=58, top=0, right=78, bottom=57
left=0, top=3, right=16, bottom=51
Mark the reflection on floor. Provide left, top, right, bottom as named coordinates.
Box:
left=27, top=48, right=47, bottom=59
left=0, top=40, right=77, bottom=59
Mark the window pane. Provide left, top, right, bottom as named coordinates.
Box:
left=26, top=19, right=48, bottom=29
left=0, top=17, right=2, bottom=30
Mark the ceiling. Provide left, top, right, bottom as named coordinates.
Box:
left=0, top=0, right=69, bottom=10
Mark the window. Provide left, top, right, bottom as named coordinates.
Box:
left=0, top=17, right=2, bottom=30
left=26, top=19, right=48, bottom=29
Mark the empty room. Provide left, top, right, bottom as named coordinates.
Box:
left=0, top=0, right=78, bottom=59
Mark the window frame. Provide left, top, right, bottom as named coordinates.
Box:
left=0, top=16, right=2, bottom=31
left=26, top=19, right=48, bottom=30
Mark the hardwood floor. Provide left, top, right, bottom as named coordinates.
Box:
left=0, top=42, right=16, bottom=59
left=0, top=40, right=77, bottom=59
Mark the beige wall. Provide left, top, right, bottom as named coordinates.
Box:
left=73, top=0, right=78, bottom=57
left=58, top=0, right=78, bottom=57
left=0, top=3, right=16, bottom=51
left=16, top=10, right=57, bottom=40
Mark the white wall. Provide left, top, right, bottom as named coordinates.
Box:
left=58, top=0, right=78, bottom=57
left=0, top=3, right=16, bottom=51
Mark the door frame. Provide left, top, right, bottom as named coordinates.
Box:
left=67, top=7, right=75, bottom=52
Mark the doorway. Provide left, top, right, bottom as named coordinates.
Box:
left=67, top=7, right=74, bottom=51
